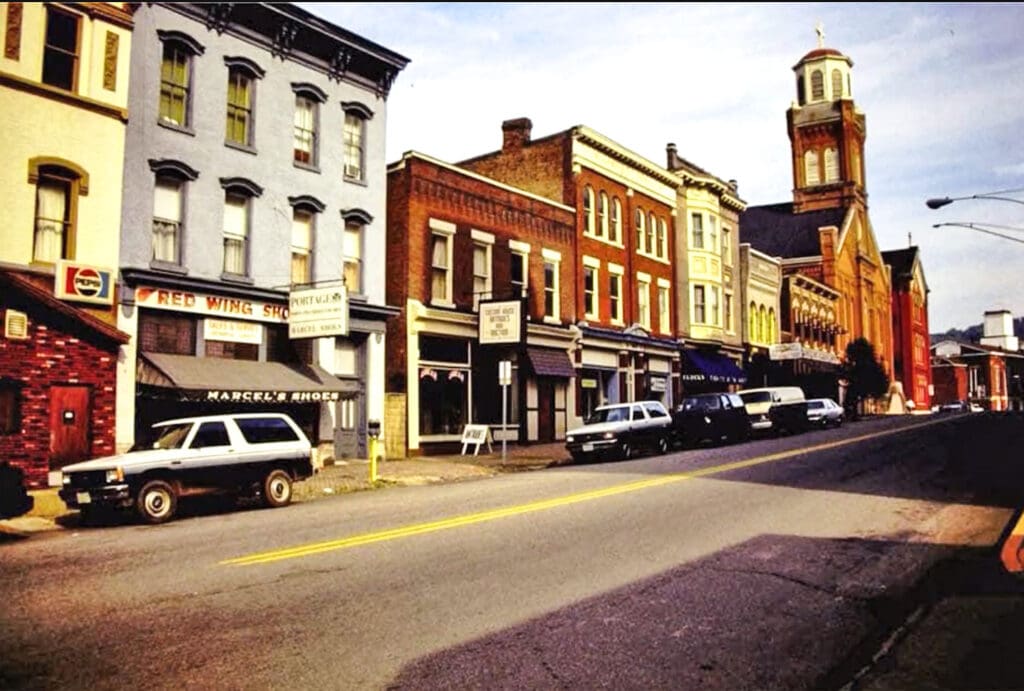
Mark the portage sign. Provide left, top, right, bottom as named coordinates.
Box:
left=55, top=260, right=114, bottom=305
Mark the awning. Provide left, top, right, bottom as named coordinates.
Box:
left=681, top=350, right=747, bottom=385
left=524, top=347, right=576, bottom=378
left=138, top=352, right=361, bottom=403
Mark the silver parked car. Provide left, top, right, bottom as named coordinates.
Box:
left=806, top=398, right=844, bottom=428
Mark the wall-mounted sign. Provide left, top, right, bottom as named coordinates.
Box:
left=55, top=260, right=114, bottom=305
left=203, top=318, right=262, bottom=344
left=478, top=299, right=524, bottom=345
left=289, top=285, right=348, bottom=339
left=135, top=286, right=289, bottom=323
left=579, top=377, right=598, bottom=389
left=769, top=343, right=802, bottom=361
left=648, top=375, right=667, bottom=393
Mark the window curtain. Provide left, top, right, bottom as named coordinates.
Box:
left=223, top=195, right=247, bottom=274
left=343, top=222, right=362, bottom=293
left=431, top=235, right=448, bottom=300
left=153, top=178, right=181, bottom=262
left=34, top=180, right=66, bottom=262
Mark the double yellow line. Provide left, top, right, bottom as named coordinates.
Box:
left=222, top=417, right=947, bottom=566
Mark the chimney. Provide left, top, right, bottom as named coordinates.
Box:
left=728, top=179, right=738, bottom=193
left=502, top=118, right=532, bottom=151
left=666, top=142, right=678, bottom=168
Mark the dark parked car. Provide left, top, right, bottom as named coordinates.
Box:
left=672, top=393, right=752, bottom=447
left=806, top=398, right=844, bottom=427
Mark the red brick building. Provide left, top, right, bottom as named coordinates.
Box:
left=931, top=340, right=1015, bottom=411
left=0, top=270, right=129, bottom=488
left=882, top=247, right=932, bottom=409
left=386, top=151, right=577, bottom=455
left=460, top=119, right=681, bottom=420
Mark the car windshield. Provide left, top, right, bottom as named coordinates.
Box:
left=739, top=392, right=772, bottom=404
left=681, top=396, right=718, bottom=411
left=143, top=423, right=193, bottom=450
left=586, top=407, right=628, bottom=424
left=808, top=401, right=824, bottom=409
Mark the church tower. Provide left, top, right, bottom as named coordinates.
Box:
left=787, top=24, right=867, bottom=213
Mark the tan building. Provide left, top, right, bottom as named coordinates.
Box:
left=739, top=244, right=782, bottom=388
left=0, top=2, right=134, bottom=485
left=666, top=146, right=748, bottom=393
left=740, top=34, right=893, bottom=398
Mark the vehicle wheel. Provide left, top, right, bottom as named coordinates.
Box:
left=656, top=436, right=669, bottom=455
left=263, top=469, right=293, bottom=508
left=620, top=442, right=633, bottom=461
left=136, top=479, right=177, bottom=524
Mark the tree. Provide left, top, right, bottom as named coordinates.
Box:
left=840, top=337, right=889, bottom=415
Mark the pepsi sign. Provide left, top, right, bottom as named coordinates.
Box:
left=55, top=260, right=114, bottom=305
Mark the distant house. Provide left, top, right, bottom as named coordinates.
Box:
left=931, top=314, right=1024, bottom=411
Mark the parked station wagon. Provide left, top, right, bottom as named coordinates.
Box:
left=565, top=401, right=673, bottom=462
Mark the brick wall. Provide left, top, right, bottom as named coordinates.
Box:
left=0, top=304, right=120, bottom=488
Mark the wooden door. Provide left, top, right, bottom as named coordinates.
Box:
left=538, top=379, right=555, bottom=442
left=49, top=385, right=92, bottom=470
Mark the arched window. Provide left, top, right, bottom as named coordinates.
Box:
left=659, top=218, right=668, bottom=259
left=796, top=75, right=806, bottom=106
left=811, top=69, right=824, bottom=100
left=635, top=208, right=646, bottom=253
left=768, top=308, right=776, bottom=342
left=342, top=102, right=374, bottom=182
left=610, top=197, right=622, bottom=243
left=831, top=69, right=843, bottom=99
left=759, top=305, right=769, bottom=344
left=224, top=56, right=264, bottom=148
left=288, top=195, right=325, bottom=286
left=647, top=212, right=657, bottom=256
left=750, top=302, right=759, bottom=342
left=219, top=177, right=263, bottom=277
left=598, top=191, right=608, bottom=239
left=341, top=208, right=373, bottom=295
left=824, top=148, right=839, bottom=182
left=149, top=158, right=199, bottom=266
left=804, top=150, right=820, bottom=186
left=158, top=30, right=204, bottom=128
left=583, top=186, right=595, bottom=235
left=29, top=158, right=89, bottom=264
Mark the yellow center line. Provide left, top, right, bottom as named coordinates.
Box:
left=222, top=417, right=951, bottom=566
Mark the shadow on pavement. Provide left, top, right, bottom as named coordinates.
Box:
left=389, top=532, right=1024, bottom=691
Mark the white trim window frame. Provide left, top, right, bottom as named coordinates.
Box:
left=542, top=247, right=561, bottom=323
left=583, top=255, right=600, bottom=321
left=429, top=218, right=456, bottom=307
left=722, top=227, right=732, bottom=266
left=611, top=197, right=622, bottom=244
left=583, top=186, right=595, bottom=237
left=222, top=192, right=250, bottom=276
left=635, top=208, right=646, bottom=254
left=509, top=239, right=530, bottom=299
left=471, top=229, right=494, bottom=311
left=291, top=208, right=313, bottom=285
left=657, top=278, right=671, bottom=335
left=637, top=271, right=651, bottom=330
left=693, top=284, right=707, bottom=325
left=598, top=191, right=609, bottom=240
left=691, top=212, right=704, bottom=250
left=608, top=262, right=624, bottom=325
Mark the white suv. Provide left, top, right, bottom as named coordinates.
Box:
left=565, top=401, right=673, bottom=462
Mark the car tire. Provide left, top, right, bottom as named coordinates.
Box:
left=620, top=442, right=633, bottom=461
left=263, top=469, right=293, bottom=508
left=656, top=436, right=670, bottom=455
left=136, top=479, right=178, bottom=524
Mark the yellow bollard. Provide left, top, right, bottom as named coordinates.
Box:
left=369, top=436, right=378, bottom=483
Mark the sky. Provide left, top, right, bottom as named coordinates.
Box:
left=299, top=2, right=1024, bottom=334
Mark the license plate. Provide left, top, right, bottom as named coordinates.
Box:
left=76, top=492, right=91, bottom=504
left=582, top=443, right=594, bottom=452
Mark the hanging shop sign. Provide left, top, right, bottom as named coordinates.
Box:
left=478, top=298, right=525, bottom=345
left=289, top=285, right=348, bottom=339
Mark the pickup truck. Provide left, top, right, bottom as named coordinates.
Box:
left=59, top=412, right=314, bottom=524
left=565, top=401, right=673, bottom=462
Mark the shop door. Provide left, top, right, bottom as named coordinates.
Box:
left=334, top=393, right=366, bottom=461
left=538, top=379, right=555, bottom=442
left=49, top=385, right=92, bottom=470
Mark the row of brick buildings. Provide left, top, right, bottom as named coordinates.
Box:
left=1, top=2, right=933, bottom=486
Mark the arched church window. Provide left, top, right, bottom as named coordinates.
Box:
left=831, top=69, right=843, bottom=99
left=804, top=150, right=820, bottom=186
left=811, top=69, right=824, bottom=100
left=824, top=147, right=839, bottom=182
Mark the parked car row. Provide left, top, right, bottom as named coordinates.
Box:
left=565, top=387, right=847, bottom=463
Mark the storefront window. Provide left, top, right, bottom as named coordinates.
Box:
left=419, top=335, right=470, bottom=436
left=139, top=312, right=196, bottom=355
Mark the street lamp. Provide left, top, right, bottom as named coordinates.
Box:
left=932, top=222, right=1024, bottom=245
left=925, top=187, right=1024, bottom=209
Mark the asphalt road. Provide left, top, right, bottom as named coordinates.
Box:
left=1, top=413, right=1021, bottom=690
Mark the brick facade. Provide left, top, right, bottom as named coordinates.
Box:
left=0, top=272, right=127, bottom=488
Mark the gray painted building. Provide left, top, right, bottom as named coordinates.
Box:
left=115, top=3, right=408, bottom=461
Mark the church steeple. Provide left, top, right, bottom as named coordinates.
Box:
left=787, top=25, right=867, bottom=213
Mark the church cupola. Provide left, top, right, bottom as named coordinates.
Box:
left=787, top=23, right=867, bottom=213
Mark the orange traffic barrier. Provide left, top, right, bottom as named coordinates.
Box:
left=1000, top=511, right=1024, bottom=573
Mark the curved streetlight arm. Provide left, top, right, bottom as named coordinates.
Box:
left=926, top=187, right=1024, bottom=209
left=932, top=222, right=1024, bottom=245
